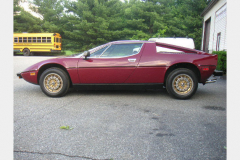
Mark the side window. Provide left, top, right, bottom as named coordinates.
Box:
left=14, top=37, right=18, bottom=43
left=19, top=37, right=22, bottom=43
left=42, top=37, right=46, bottom=43
left=23, top=37, right=27, bottom=43
left=90, top=46, right=109, bottom=57
left=37, top=37, right=41, bottom=43
left=33, top=37, right=36, bottom=43
left=100, top=43, right=143, bottom=58
left=47, top=37, right=51, bottom=43
left=156, top=46, right=183, bottom=53
left=28, top=37, right=32, bottom=43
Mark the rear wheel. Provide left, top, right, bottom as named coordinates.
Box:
left=166, top=68, right=198, bottom=99
left=39, top=68, right=70, bottom=97
left=23, top=49, right=31, bottom=56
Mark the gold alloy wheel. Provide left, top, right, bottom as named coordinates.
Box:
left=43, top=73, right=63, bottom=93
left=172, top=74, right=193, bottom=95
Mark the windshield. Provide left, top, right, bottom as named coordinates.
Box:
left=73, top=43, right=109, bottom=58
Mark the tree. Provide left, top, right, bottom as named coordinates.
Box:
left=14, top=0, right=43, bottom=33
left=14, top=0, right=208, bottom=50
left=31, top=0, right=65, bottom=33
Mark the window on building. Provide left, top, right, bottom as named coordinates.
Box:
left=216, top=32, right=221, bottom=51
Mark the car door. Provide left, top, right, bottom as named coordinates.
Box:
left=77, top=43, right=144, bottom=84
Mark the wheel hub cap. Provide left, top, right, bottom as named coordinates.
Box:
left=172, top=74, right=193, bottom=95
left=44, top=73, right=63, bottom=93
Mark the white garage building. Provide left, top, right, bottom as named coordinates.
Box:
left=201, top=0, right=227, bottom=53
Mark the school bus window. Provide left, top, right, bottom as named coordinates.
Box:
left=42, top=37, right=46, bottom=43
left=23, top=37, right=27, bottom=43
left=28, top=37, right=32, bottom=43
left=47, top=37, right=51, bottom=43
left=19, top=37, right=22, bottom=43
left=14, top=37, right=18, bottom=43
left=33, top=37, right=36, bottom=42
left=54, top=37, right=56, bottom=42
left=37, top=37, right=41, bottom=43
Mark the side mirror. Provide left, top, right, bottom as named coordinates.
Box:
left=83, top=51, right=90, bottom=60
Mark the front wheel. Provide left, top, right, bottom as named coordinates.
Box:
left=166, top=68, right=198, bottom=99
left=39, top=68, right=70, bottom=97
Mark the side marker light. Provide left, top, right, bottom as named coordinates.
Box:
left=30, top=72, right=36, bottom=76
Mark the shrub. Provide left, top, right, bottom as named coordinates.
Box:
left=212, top=51, right=227, bottom=73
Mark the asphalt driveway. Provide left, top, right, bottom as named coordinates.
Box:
left=14, top=56, right=226, bottom=160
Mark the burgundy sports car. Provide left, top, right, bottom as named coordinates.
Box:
left=17, top=40, right=223, bottom=99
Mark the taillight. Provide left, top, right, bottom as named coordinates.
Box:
left=202, top=67, right=209, bottom=71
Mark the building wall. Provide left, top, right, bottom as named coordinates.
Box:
left=201, top=0, right=227, bottom=53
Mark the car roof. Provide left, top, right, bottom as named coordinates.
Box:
left=102, top=40, right=203, bottom=54
left=109, top=40, right=154, bottom=44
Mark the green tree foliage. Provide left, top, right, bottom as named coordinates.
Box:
left=30, top=0, right=65, bottom=33
left=14, top=0, right=208, bottom=51
left=14, top=0, right=42, bottom=32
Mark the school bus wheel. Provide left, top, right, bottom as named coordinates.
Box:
left=23, top=49, right=31, bottom=56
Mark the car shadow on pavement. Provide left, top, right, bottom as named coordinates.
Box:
left=67, top=88, right=169, bottom=97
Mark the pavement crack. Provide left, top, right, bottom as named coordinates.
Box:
left=14, top=150, right=111, bottom=160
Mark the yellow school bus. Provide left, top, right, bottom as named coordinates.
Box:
left=13, top=33, right=62, bottom=56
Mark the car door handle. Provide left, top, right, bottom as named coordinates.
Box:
left=128, top=59, right=136, bottom=62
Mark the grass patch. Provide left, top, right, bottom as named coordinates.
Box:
left=212, top=51, right=226, bottom=73
left=14, top=51, right=71, bottom=56
left=60, top=125, right=74, bottom=130
left=63, top=50, right=77, bottom=56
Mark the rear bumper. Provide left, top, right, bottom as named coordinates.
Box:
left=51, top=49, right=61, bottom=52
left=205, top=78, right=217, bottom=84
left=205, top=70, right=224, bottom=84
left=213, top=70, right=223, bottom=76
left=17, top=73, right=22, bottom=78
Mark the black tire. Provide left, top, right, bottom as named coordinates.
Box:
left=23, top=49, right=31, bottom=56
left=166, top=68, right=198, bottom=99
left=39, top=68, right=70, bottom=97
